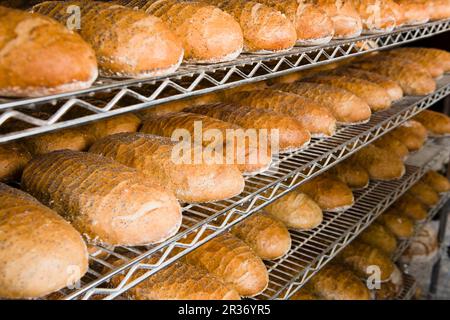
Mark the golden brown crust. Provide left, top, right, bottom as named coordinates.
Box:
left=21, top=150, right=182, bottom=246
left=326, top=159, right=370, bottom=189
left=388, top=120, right=427, bottom=152
left=383, top=49, right=444, bottom=78
left=377, top=208, right=414, bottom=239
left=86, top=114, right=141, bottom=140
left=396, top=48, right=450, bottom=72
left=424, top=0, right=450, bottom=21
left=0, top=183, right=88, bottom=299
left=373, top=135, right=409, bottom=160
left=394, top=0, right=430, bottom=25
left=290, top=288, right=321, bottom=300
left=0, top=142, right=31, bottom=182
left=407, top=181, right=440, bottom=207
left=384, top=0, right=406, bottom=26
left=348, top=0, right=396, bottom=32
left=357, top=222, right=398, bottom=255
left=421, top=170, right=450, bottom=193
left=413, top=110, right=450, bottom=137
left=392, top=193, right=427, bottom=221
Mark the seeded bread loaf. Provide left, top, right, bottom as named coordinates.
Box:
left=421, top=170, right=450, bottom=193
left=413, top=110, right=450, bottom=137
left=0, top=142, right=31, bottom=182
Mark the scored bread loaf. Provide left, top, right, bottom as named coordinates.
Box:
left=377, top=208, right=415, bottom=239
left=0, top=6, right=97, bottom=97
left=89, top=133, right=245, bottom=203
left=407, top=181, right=440, bottom=207
left=413, top=110, right=450, bottom=137
left=348, top=0, right=396, bottom=33
left=230, top=212, right=291, bottom=260
left=271, top=82, right=371, bottom=125
left=0, top=142, right=31, bottom=182
left=326, top=160, right=370, bottom=190
left=118, top=0, right=243, bottom=63
left=373, top=135, right=409, bottom=160
left=184, top=232, right=269, bottom=297
left=421, top=170, right=450, bottom=193
left=223, top=89, right=337, bottom=137
left=392, top=193, right=427, bottom=221
left=349, top=144, right=405, bottom=181
left=382, top=49, right=444, bottom=78
left=394, top=0, right=430, bottom=25
left=21, top=150, right=182, bottom=246
left=265, top=190, right=323, bottom=230
left=357, top=222, right=398, bottom=256
left=296, top=175, right=354, bottom=212
left=0, top=183, right=88, bottom=299
left=139, top=112, right=272, bottom=175
left=388, top=120, right=427, bottom=151
left=86, top=114, right=141, bottom=140
left=183, top=103, right=311, bottom=152
left=196, top=0, right=296, bottom=53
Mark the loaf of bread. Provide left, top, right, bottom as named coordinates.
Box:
left=413, top=110, right=450, bottom=137
left=388, top=120, right=427, bottom=152
left=118, top=0, right=243, bottom=63
left=86, top=114, right=141, bottom=140
left=421, top=170, right=450, bottom=193
left=377, top=208, right=414, bottom=239
left=264, top=190, right=323, bottom=230
left=139, top=112, right=272, bottom=175
left=384, top=0, right=406, bottom=26
left=290, top=287, right=321, bottom=300
left=271, top=82, right=372, bottom=125
left=348, top=0, right=396, bottom=33
left=424, top=0, right=450, bottom=20
left=373, top=135, right=409, bottom=160
left=394, top=48, right=450, bottom=72
left=183, top=103, right=311, bottom=152
left=357, top=222, right=398, bottom=255
left=374, top=280, right=399, bottom=300
left=0, top=142, right=31, bottom=182
left=408, top=181, right=440, bottom=207
left=349, top=144, right=405, bottom=181
left=223, top=89, right=337, bottom=137
left=382, top=49, right=444, bottom=79
left=21, top=150, right=182, bottom=246
left=256, top=0, right=334, bottom=45
left=326, top=160, right=370, bottom=190
left=231, top=212, right=291, bottom=260
left=110, top=256, right=240, bottom=300
left=400, top=223, right=438, bottom=263
left=0, top=6, right=97, bottom=97
left=394, top=0, right=430, bottom=25
left=392, top=193, right=427, bottom=221
left=0, top=183, right=88, bottom=299
left=296, top=175, right=354, bottom=212
left=185, top=232, right=269, bottom=297
left=89, top=133, right=245, bottom=203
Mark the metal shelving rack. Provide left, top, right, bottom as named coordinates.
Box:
left=396, top=274, right=418, bottom=300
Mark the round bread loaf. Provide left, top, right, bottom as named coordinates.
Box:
left=389, top=120, right=427, bottom=152
left=394, top=0, right=430, bottom=25
left=0, top=142, right=31, bottom=182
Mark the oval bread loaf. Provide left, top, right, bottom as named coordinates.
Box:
left=0, top=142, right=31, bottom=182
left=326, top=160, right=370, bottom=190
left=389, top=120, right=427, bottom=151
left=421, top=170, right=450, bottom=193
left=407, top=181, right=440, bottom=207
left=383, top=49, right=444, bottom=78
left=373, top=135, right=409, bottom=160
left=357, top=222, right=398, bottom=255
left=394, top=0, right=430, bottom=25
left=413, top=110, right=450, bottom=137
left=349, top=0, right=396, bottom=32
left=86, top=114, right=141, bottom=140
left=392, top=193, right=427, bottom=221
left=378, top=208, right=415, bottom=239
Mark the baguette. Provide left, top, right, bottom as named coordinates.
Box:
left=86, top=114, right=141, bottom=140
left=0, top=183, right=88, bottom=299
left=196, top=0, right=296, bottom=53
left=270, top=82, right=371, bottom=125
left=118, top=0, right=243, bottom=63
left=32, top=1, right=183, bottom=78
left=377, top=208, right=414, bottom=239
left=184, top=232, right=269, bottom=297
left=0, top=6, right=97, bottom=97
left=393, top=0, right=430, bottom=25
left=89, top=133, right=245, bottom=203
left=223, top=89, right=337, bottom=137
left=139, top=112, right=272, bottom=175
left=388, top=120, right=427, bottom=151
left=382, top=49, right=444, bottom=79
left=0, top=142, right=31, bottom=182
left=296, top=175, right=354, bottom=212
left=326, top=160, right=370, bottom=190
left=373, top=135, right=409, bottom=160
left=264, top=190, right=323, bottom=230
left=407, top=181, right=440, bottom=207
left=357, top=222, right=398, bottom=255
left=392, top=193, right=427, bottom=221
left=348, top=0, right=396, bottom=33
left=230, top=212, right=291, bottom=260
left=21, top=150, right=182, bottom=246
left=421, top=170, right=450, bottom=193
left=413, top=110, right=450, bottom=137
left=183, top=103, right=311, bottom=152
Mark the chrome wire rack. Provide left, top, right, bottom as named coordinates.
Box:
left=396, top=274, right=418, bottom=300
left=1, top=19, right=450, bottom=143
left=50, top=78, right=450, bottom=300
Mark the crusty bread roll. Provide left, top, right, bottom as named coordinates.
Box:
left=183, top=103, right=311, bottom=152
left=271, top=82, right=372, bottom=125
left=326, top=160, right=370, bottom=190
left=265, top=190, right=323, bottom=230
left=21, top=150, right=182, bottom=246
left=349, top=144, right=405, bottom=181
left=392, top=193, right=427, bottom=221
left=110, top=257, right=240, bottom=300
left=413, top=110, right=450, bottom=137
left=197, top=0, right=296, bottom=53
left=297, top=175, right=354, bottom=212
left=223, top=89, right=337, bottom=137
left=86, top=114, right=141, bottom=140
left=424, top=0, right=450, bottom=21
left=373, top=135, right=409, bottom=160
left=377, top=208, right=414, bottom=239
left=185, top=232, right=269, bottom=297
left=32, top=1, right=183, bottom=78
left=139, top=112, right=272, bottom=175
left=0, top=6, right=97, bottom=97
left=358, top=222, right=398, bottom=255
left=394, top=0, right=430, bottom=25
left=231, top=212, right=291, bottom=260
left=388, top=120, right=427, bottom=152
left=0, top=142, right=31, bottom=182
left=0, top=183, right=88, bottom=299
left=290, top=288, right=321, bottom=300
left=89, top=133, right=245, bottom=203
left=421, top=170, right=450, bottom=193
left=408, top=181, right=440, bottom=207
left=256, top=0, right=334, bottom=45
left=119, top=0, right=243, bottom=63
left=348, top=0, right=396, bottom=33
left=382, top=49, right=444, bottom=79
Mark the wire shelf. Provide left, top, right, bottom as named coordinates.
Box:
left=396, top=274, right=417, bottom=300
left=1, top=19, right=450, bottom=143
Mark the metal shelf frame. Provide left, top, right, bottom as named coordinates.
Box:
left=396, top=274, right=417, bottom=300
left=1, top=19, right=450, bottom=143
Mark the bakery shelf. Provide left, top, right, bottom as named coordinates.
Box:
left=396, top=274, right=417, bottom=300
left=51, top=77, right=450, bottom=300
left=1, top=19, right=450, bottom=143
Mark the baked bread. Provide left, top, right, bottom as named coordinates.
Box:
left=357, top=222, right=398, bottom=255
left=265, top=190, right=323, bottom=230
left=223, top=89, right=337, bottom=137
left=377, top=208, right=414, bottom=239
left=118, top=0, right=243, bottom=63
left=348, top=0, right=396, bottom=33
left=394, top=0, right=430, bottom=25
left=394, top=48, right=450, bottom=72
left=373, top=135, right=409, bottom=160
left=382, top=49, right=444, bottom=78
left=373, top=280, right=399, bottom=300
left=290, top=288, right=321, bottom=300
left=424, top=0, right=450, bottom=21
left=296, top=175, right=354, bottom=212
left=413, top=110, right=450, bottom=137
left=400, top=223, right=438, bottom=263
left=0, top=183, right=88, bottom=299
left=326, top=159, right=370, bottom=190
left=184, top=232, right=269, bottom=297
left=407, top=181, right=440, bottom=207
left=271, top=82, right=372, bottom=125
left=0, top=142, right=31, bottom=182
left=139, top=112, right=272, bottom=175
left=384, top=0, right=406, bottom=26
left=230, top=211, right=291, bottom=260
left=0, top=6, right=97, bottom=97
left=349, top=144, right=405, bottom=181
left=421, top=170, right=450, bottom=193
left=388, top=120, right=427, bottom=152
left=86, top=114, right=141, bottom=140
left=183, top=103, right=311, bottom=153
left=21, top=150, right=182, bottom=246
left=89, top=133, right=245, bottom=203
left=392, top=193, right=427, bottom=221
